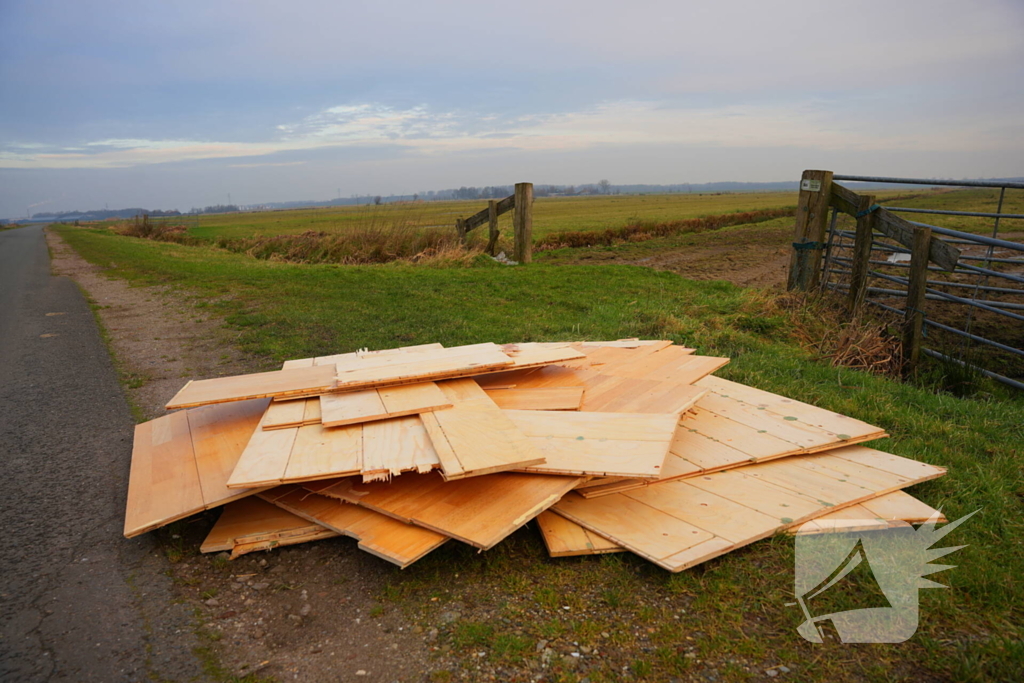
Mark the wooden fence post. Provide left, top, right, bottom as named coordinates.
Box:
left=513, top=182, right=533, bottom=263
left=787, top=170, right=834, bottom=291
left=903, top=224, right=931, bottom=374
left=456, top=218, right=467, bottom=245
left=847, top=194, right=876, bottom=313
left=486, top=200, right=499, bottom=256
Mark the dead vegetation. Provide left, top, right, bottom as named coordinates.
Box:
left=763, top=291, right=905, bottom=377
left=534, top=208, right=795, bottom=251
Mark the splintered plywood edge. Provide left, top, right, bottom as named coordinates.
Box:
left=505, top=409, right=677, bottom=478
left=124, top=411, right=203, bottom=538
left=552, top=445, right=946, bottom=572
left=361, top=415, right=440, bottom=482
left=166, top=364, right=337, bottom=410
left=200, top=496, right=338, bottom=557
left=536, top=510, right=624, bottom=557
left=259, top=485, right=448, bottom=568
left=314, top=472, right=583, bottom=550
left=425, top=378, right=546, bottom=480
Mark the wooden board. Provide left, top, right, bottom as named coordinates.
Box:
left=258, top=486, right=448, bottom=568
left=166, top=364, right=337, bottom=410
left=200, top=496, right=338, bottom=558
left=282, top=343, right=447, bottom=369
left=262, top=397, right=321, bottom=430
left=578, top=373, right=707, bottom=414
left=320, top=382, right=451, bottom=428
left=485, top=387, right=585, bottom=410
left=311, top=471, right=582, bottom=550
left=421, top=378, right=546, bottom=480
left=361, top=415, right=440, bottom=482
left=228, top=408, right=442, bottom=488
left=551, top=445, right=945, bottom=572
left=505, top=409, right=677, bottom=478
left=538, top=489, right=945, bottom=557
left=576, top=377, right=888, bottom=498
left=124, top=399, right=270, bottom=538
left=332, top=343, right=516, bottom=390
left=124, top=411, right=203, bottom=538
left=536, top=510, right=623, bottom=557
left=188, top=399, right=272, bottom=506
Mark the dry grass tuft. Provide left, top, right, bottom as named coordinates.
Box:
left=759, top=291, right=904, bottom=376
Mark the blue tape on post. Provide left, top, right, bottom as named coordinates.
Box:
left=855, top=204, right=881, bottom=218
left=792, top=241, right=824, bottom=251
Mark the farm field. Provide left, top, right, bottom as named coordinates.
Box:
left=182, top=192, right=803, bottom=241
left=54, top=219, right=1024, bottom=682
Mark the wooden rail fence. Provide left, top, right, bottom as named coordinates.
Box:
left=455, top=182, right=533, bottom=263
left=787, top=169, right=962, bottom=373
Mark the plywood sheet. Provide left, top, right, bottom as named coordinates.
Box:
left=320, top=382, right=451, bottom=428
left=200, top=496, right=338, bottom=558
left=283, top=342, right=447, bottom=369
left=578, top=373, right=707, bottom=414
left=124, top=399, right=271, bottom=538
left=166, top=364, right=337, bottom=409
left=505, top=409, right=677, bottom=478
left=258, top=486, right=448, bottom=568
left=551, top=445, right=945, bottom=572
left=422, top=378, right=546, bottom=480
left=361, top=415, right=440, bottom=482
left=124, top=411, right=203, bottom=537
left=312, top=471, right=582, bottom=550
left=485, top=387, right=585, bottom=411
left=577, top=379, right=888, bottom=498
left=539, top=489, right=944, bottom=556
left=536, top=510, right=623, bottom=557
left=188, top=398, right=271, bottom=506
left=332, top=343, right=515, bottom=390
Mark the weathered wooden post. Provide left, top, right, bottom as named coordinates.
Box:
left=513, top=182, right=533, bottom=263
left=455, top=218, right=467, bottom=245
left=847, top=194, right=877, bottom=312
left=787, top=170, right=834, bottom=291
left=903, top=224, right=931, bottom=374
left=486, top=200, right=499, bottom=256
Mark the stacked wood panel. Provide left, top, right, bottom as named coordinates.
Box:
left=124, top=340, right=947, bottom=571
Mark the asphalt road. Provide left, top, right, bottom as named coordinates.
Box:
left=0, top=225, right=208, bottom=682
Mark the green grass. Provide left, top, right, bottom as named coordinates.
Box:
left=879, top=188, right=1024, bottom=235
left=56, top=224, right=1024, bottom=681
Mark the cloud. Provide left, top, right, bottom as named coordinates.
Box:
left=4, top=96, right=1020, bottom=171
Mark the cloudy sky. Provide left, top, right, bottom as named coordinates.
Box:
left=1, top=0, right=1022, bottom=217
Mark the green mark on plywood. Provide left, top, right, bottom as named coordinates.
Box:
left=837, top=433, right=851, bottom=440
left=783, top=416, right=798, bottom=421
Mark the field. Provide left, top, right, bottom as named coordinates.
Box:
left=55, top=192, right=1024, bottom=681
left=180, top=192, right=803, bottom=241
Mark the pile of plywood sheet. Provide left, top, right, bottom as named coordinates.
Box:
left=124, top=340, right=947, bottom=572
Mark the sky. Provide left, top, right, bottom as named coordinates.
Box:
left=1, top=0, right=1022, bottom=217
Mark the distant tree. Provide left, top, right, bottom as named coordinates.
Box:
left=598, top=179, right=611, bottom=194
left=374, top=196, right=382, bottom=205
left=413, top=193, right=419, bottom=202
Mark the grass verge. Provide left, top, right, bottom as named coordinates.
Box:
left=57, top=225, right=1024, bottom=681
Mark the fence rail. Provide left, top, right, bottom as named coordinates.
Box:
left=788, top=169, right=1024, bottom=390
left=454, top=182, right=534, bottom=262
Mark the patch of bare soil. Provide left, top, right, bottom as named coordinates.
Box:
left=47, top=228, right=439, bottom=682
left=565, top=224, right=793, bottom=289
